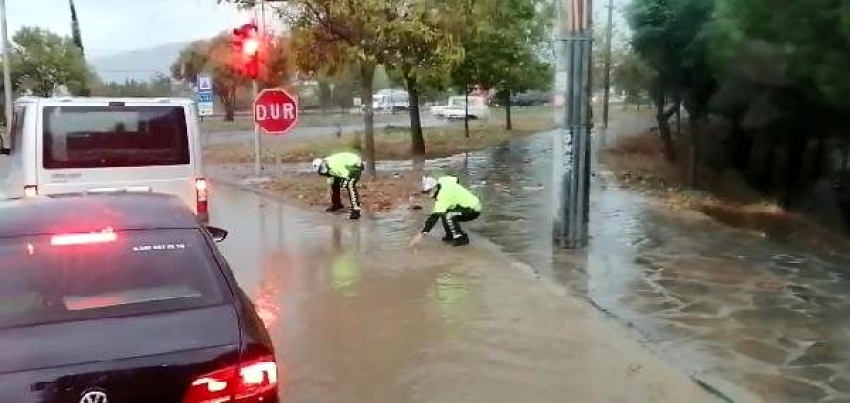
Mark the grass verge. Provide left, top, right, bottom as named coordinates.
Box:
left=201, top=111, right=392, bottom=132
left=602, top=130, right=850, bottom=251
left=204, top=112, right=555, bottom=165
left=255, top=172, right=425, bottom=214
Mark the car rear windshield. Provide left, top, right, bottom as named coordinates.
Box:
left=0, top=228, right=227, bottom=329
left=42, top=105, right=190, bottom=169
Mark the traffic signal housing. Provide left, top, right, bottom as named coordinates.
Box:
left=232, top=23, right=260, bottom=80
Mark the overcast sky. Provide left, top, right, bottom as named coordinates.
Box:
left=5, top=0, right=631, bottom=56
left=5, top=0, right=257, bottom=57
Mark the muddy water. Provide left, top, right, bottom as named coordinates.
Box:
left=417, top=129, right=850, bottom=403
left=209, top=114, right=850, bottom=402
left=210, top=186, right=720, bottom=403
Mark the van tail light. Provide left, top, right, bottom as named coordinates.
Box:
left=183, top=350, right=278, bottom=403
left=24, top=185, right=37, bottom=198
left=195, top=178, right=208, bottom=216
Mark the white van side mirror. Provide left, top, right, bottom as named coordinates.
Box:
left=206, top=226, right=228, bottom=242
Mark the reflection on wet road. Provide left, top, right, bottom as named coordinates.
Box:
left=435, top=125, right=850, bottom=403
left=209, top=184, right=719, bottom=403
left=207, top=112, right=850, bottom=402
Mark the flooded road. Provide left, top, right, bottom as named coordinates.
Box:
left=207, top=111, right=850, bottom=402
left=431, top=125, right=850, bottom=402
left=208, top=184, right=720, bottom=403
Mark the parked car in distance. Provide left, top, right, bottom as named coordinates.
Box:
left=0, top=191, right=278, bottom=403
left=436, top=95, right=491, bottom=120
left=0, top=96, right=210, bottom=222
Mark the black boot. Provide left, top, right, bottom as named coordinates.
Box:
left=452, top=234, right=470, bottom=246
left=349, top=210, right=361, bottom=220
left=326, top=205, right=344, bottom=213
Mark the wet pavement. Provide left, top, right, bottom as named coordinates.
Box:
left=208, top=111, right=850, bottom=402
left=424, top=125, right=850, bottom=402
left=208, top=184, right=720, bottom=403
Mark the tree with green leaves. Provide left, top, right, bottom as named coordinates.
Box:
left=450, top=0, right=554, bottom=132
left=611, top=47, right=655, bottom=106
left=382, top=0, right=464, bottom=161
left=11, top=27, right=92, bottom=97
left=68, top=0, right=90, bottom=96
left=170, top=33, right=291, bottom=121
left=257, top=0, right=401, bottom=176
left=627, top=0, right=716, bottom=167
left=92, top=73, right=174, bottom=97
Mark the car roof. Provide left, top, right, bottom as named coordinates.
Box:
left=0, top=192, right=201, bottom=238
left=14, top=96, right=194, bottom=106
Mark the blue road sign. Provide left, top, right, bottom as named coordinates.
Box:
left=196, top=74, right=214, bottom=116
left=197, top=92, right=214, bottom=103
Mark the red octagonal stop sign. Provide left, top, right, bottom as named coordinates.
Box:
left=253, top=88, right=299, bottom=134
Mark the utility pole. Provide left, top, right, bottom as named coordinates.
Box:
left=553, top=0, right=593, bottom=248
left=251, top=2, right=264, bottom=176
left=0, top=0, right=12, bottom=136
left=601, top=0, right=614, bottom=129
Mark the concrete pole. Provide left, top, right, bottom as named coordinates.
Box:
left=553, top=0, right=593, bottom=248
left=0, top=0, right=12, bottom=136
left=252, top=1, right=263, bottom=176
left=253, top=79, right=261, bottom=176
left=601, top=0, right=614, bottom=129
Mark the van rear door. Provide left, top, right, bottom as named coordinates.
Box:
left=35, top=100, right=200, bottom=211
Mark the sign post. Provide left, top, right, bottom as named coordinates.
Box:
left=196, top=74, right=214, bottom=117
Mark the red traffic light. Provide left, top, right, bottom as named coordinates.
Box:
left=243, top=38, right=260, bottom=56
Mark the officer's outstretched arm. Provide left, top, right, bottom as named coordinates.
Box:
left=422, top=213, right=442, bottom=233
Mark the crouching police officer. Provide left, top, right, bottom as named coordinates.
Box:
left=312, top=151, right=364, bottom=219
left=409, top=175, right=481, bottom=247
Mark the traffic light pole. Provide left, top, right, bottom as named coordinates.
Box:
left=0, top=0, right=12, bottom=136
left=601, top=0, right=614, bottom=129
left=553, top=0, right=593, bottom=249
left=253, top=79, right=262, bottom=176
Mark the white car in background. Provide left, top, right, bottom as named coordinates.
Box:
left=441, top=95, right=490, bottom=120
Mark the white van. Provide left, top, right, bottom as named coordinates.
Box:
left=0, top=97, right=209, bottom=222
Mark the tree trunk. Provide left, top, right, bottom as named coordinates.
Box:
left=222, top=88, right=236, bottom=121
left=782, top=125, right=809, bottom=207
left=464, top=84, right=470, bottom=138
left=405, top=72, right=425, bottom=163
left=360, top=61, right=377, bottom=177
left=318, top=81, right=331, bottom=113
left=654, top=88, right=676, bottom=162
left=689, top=114, right=700, bottom=187
left=502, top=90, right=513, bottom=130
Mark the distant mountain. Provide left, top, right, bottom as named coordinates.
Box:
left=89, top=41, right=190, bottom=83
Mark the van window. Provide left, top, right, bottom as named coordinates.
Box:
left=10, top=107, right=25, bottom=153
left=42, top=105, right=190, bottom=169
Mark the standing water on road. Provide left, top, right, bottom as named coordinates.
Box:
left=426, top=126, right=850, bottom=403
left=208, top=185, right=719, bottom=403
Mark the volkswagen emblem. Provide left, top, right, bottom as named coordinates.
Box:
left=79, top=390, right=108, bottom=403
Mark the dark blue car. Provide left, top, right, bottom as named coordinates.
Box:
left=0, top=192, right=278, bottom=403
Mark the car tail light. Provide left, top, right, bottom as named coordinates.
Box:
left=195, top=178, right=208, bottom=216
left=51, top=228, right=117, bottom=246
left=24, top=185, right=37, bottom=198
left=183, top=352, right=278, bottom=403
